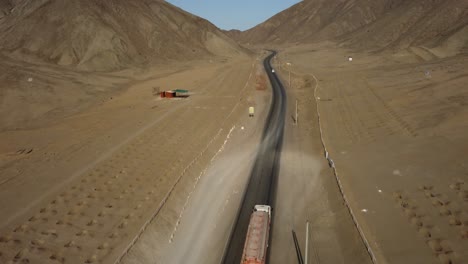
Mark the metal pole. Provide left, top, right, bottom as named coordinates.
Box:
left=292, top=230, right=304, bottom=264
left=295, top=99, right=298, bottom=125
left=305, top=221, right=309, bottom=264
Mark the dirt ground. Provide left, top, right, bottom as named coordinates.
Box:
left=0, top=55, right=262, bottom=263
left=278, top=42, right=468, bottom=264
left=0, top=46, right=375, bottom=264
left=269, top=59, right=373, bottom=264
left=120, top=50, right=373, bottom=264
left=120, top=64, right=270, bottom=264
left=2, top=41, right=466, bottom=264
left=2, top=1, right=466, bottom=263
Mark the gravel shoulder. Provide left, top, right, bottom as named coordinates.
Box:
left=269, top=58, right=373, bottom=264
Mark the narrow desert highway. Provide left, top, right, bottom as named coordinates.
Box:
left=222, top=51, right=286, bottom=264
left=220, top=51, right=372, bottom=264
left=2, top=1, right=466, bottom=264
left=0, top=58, right=264, bottom=264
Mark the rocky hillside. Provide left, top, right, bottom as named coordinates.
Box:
left=0, top=0, right=12, bottom=19
left=233, top=0, right=468, bottom=56
left=0, top=0, right=247, bottom=71
left=233, top=0, right=390, bottom=44
left=341, top=0, right=468, bottom=56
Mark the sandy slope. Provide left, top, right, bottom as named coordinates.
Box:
left=0, top=0, right=250, bottom=132
left=0, top=0, right=11, bottom=19
left=0, top=56, right=258, bottom=263
left=228, top=0, right=468, bottom=57
left=339, top=0, right=468, bottom=56
left=278, top=42, right=468, bottom=263
left=0, top=52, right=141, bottom=131
left=0, top=0, right=247, bottom=71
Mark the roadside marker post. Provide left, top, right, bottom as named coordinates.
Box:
left=295, top=99, right=298, bottom=125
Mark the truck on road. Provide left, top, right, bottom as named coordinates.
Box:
left=241, top=205, right=271, bottom=264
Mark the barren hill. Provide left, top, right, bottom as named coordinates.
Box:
left=233, top=0, right=468, bottom=56
left=0, top=0, right=246, bottom=71
left=0, top=0, right=250, bottom=131
left=0, top=0, right=12, bottom=19
left=232, top=0, right=392, bottom=44
left=340, top=0, right=468, bottom=57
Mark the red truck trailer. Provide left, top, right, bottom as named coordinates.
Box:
left=241, top=205, right=271, bottom=264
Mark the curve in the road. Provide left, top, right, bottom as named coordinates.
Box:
left=222, top=51, right=287, bottom=264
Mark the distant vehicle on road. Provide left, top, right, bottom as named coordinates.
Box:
left=241, top=205, right=271, bottom=264
left=249, top=106, right=255, bottom=117
left=272, top=69, right=275, bottom=73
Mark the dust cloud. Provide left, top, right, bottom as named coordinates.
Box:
left=161, top=149, right=256, bottom=264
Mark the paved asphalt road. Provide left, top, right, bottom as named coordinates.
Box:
left=222, top=51, right=287, bottom=264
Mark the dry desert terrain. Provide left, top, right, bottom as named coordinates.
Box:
left=1, top=0, right=467, bottom=263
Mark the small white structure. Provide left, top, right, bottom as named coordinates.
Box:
left=272, top=69, right=275, bottom=73
left=348, top=57, right=353, bottom=62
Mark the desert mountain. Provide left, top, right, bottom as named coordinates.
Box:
left=0, top=0, right=247, bottom=71
left=0, top=0, right=250, bottom=131
left=341, top=0, right=468, bottom=57
left=0, top=0, right=12, bottom=19
left=232, top=0, right=468, bottom=56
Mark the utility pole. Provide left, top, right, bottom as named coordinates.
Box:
left=286, top=62, right=292, bottom=88
left=295, top=99, right=298, bottom=125
left=292, top=230, right=304, bottom=264
left=305, top=221, right=310, bottom=264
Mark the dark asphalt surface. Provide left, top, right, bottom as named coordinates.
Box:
left=222, top=51, right=286, bottom=264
